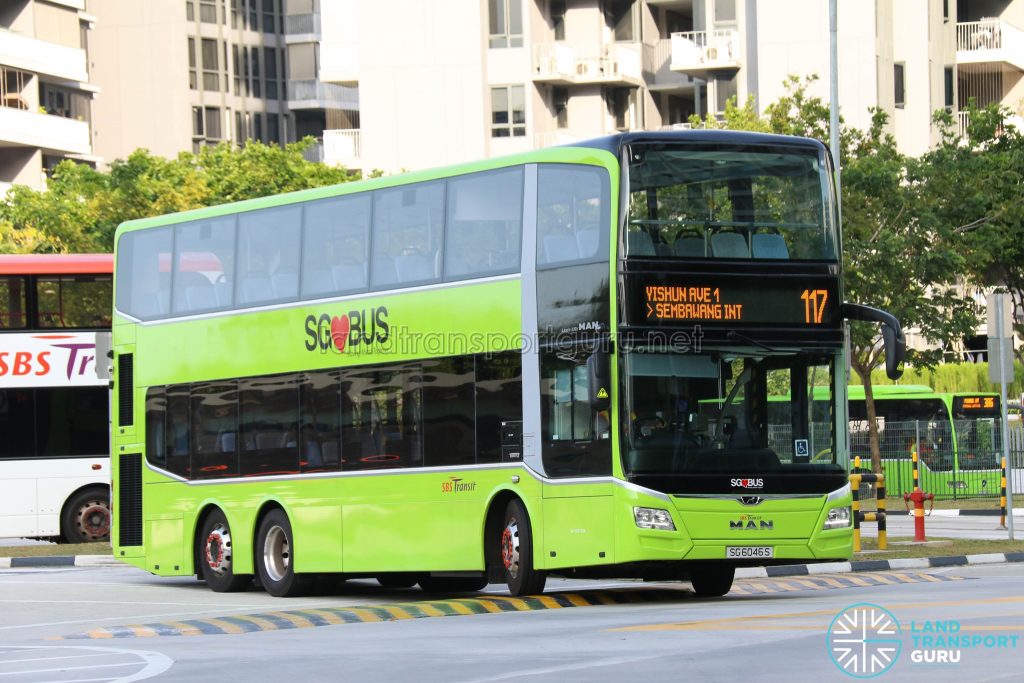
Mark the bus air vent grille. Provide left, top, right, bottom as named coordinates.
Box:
left=118, top=453, right=143, bottom=547
left=118, top=353, right=134, bottom=426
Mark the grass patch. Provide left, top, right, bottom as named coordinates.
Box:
left=857, top=536, right=1024, bottom=559
left=0, top=542, right=110, bottom=558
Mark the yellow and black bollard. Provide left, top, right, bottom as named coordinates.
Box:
left=850, top=456, right=886, bottom=552
left=1000, top=456, right=1008, bottom=530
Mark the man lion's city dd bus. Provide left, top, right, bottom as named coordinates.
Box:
left=0, top=254, right=112, bottom=543
left=110, top=131, right=904, bottom=597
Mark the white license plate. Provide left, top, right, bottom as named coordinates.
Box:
left=726, top=546, right=774, bottom=559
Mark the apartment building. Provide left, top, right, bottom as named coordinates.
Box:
left=314, top=0, right=1024, bottom=172
left=0, top=0, right=98, bottom=193
left=88, top=0, right=298, bottom=163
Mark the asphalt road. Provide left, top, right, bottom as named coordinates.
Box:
left=0, top=562, right=1021, bottom=682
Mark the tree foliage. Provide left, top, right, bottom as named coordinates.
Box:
left=0, top=138, right=359, bottom=254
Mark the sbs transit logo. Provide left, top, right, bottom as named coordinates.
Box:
left=304, top=307, right=389, bottom=353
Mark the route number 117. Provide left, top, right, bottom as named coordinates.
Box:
left=801, top=289, right=829, bottom=324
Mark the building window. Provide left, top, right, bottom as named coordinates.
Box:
left=264, top=47, right=278, bottom=99
left=715, top=72, right=737, bottom=113
left=488, top=0, right=523, bottom=48
left=205, top=106, right=222, bottom=139
left=186, top=0, right=194, bottom=21
left=267, top=113, right=280, bottom=144
left=944, top=66, right=954, bottom=111
left=247, top=0, right=257, bottom=30
left=199, top=0, right=217, bottom=23
left=253, top=112, right=263, bottom=141
left=550, top=0, right=565, bottom=40
left=943, top=0, right=949, bottom=23
left=232, top=45, right=240, bottom=95
left=894, top=63, right=905, bottom=108
left=250, top=48, right=261, bottom=97
left=491, top=85, right=526, bottom=137
left=552, top=87, right=568, bottom=128
left=607, top=87, right=636, bottom=130
left=262, top=0, right=277, bottom=34
left=714, top=0, right=736, bottom=24
left=604, top=0, right=637, bottom=42
left=188, top=38, right=197, bottom=89
left=202, top=38, right=219, bottom=91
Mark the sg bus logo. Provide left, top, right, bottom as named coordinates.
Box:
left=304, top=307, right=390, bottom=353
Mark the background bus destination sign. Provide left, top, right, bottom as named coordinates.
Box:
left=632, top=277, right=838, bottom=327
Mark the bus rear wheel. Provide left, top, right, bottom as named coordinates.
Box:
left=499, top=499, right=546, bottom=596
left=688, top=564, right=735, bottom=597
left=61, top=488, right=110, bottom=544
left=198, top=510, right=251, bottom=592
left=256, top=509, right=306, bottom=597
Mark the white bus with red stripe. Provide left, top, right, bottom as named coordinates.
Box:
left=0, top=254, right=112, bottom=542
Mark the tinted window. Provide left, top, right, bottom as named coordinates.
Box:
left=172, top=216, right=237, bottom=315
left=300, top=370, right=342, bottom=471
left=36, top=387, right=107, bottom=456
left=116, top=227, right=172, bottom=320
left=301, top=194, right=371, bottom=298
left=372, top=183, right=444, bottom=287
left=146, top=387, right=166, bottom=469
left=444, top=168, right=523, bottom=280
left=345, top=365, right=422, bottom=470
left=0, top=276, right=27, bottom=329
left=37, top=276, right=113, bottom=329
left=236, top=206, right=301, bottom=306
left=476, top=352, right=522, bottom=464
left=422, top=357, right=475, bottom=466
left=540, top=352, right=611, bottom=477
left=190, top=382, right=238, bottom=479
left=537, top=165, right=610, bottom=266
left=0, top=389, right=35, bottom=458
left=165, top=384, right=191, bottom=477
left=239, top=374, right=299, bottom=476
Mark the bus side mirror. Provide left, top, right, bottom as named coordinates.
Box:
left=841, top=303, right=907, bottom=380
left=587, top=351, right=611, bottom=412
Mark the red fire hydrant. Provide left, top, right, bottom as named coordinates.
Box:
left=903, top=490, right=935, bottom=542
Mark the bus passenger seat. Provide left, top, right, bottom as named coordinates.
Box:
left=214, top=281, right=231, bottom=307
left=332, top=263, right=367, bottom=291
left=673, top=235, right=705, bottom=257
left=218, top=431, right=236, bottom=452
left=751, top=233, right=790, bottom=259
left=271, top=272, right=298, bottom=298
left=304, top=268, right=333, bottom=295
left=240, top=277, right=274, bottom=304
left=321, top=441, right=340, bottom=465
left=395, top=253, right=436, bottom=282
left=185, top=283, right=215, bottom=310
left=544, top=234, right=579, bottom=263
left=710, top=231, right=749, bottom=258
left=371, top=258, right=398, bottom=286
left=626, top=231, right=656, bottom=256
left=576, top=229, right=600, bottom=258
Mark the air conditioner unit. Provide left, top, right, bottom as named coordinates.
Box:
left=703, top=45, right=719, bottom=62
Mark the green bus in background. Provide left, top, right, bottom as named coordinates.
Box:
left=110, top=131, right=905, bottom=598
left=846, top=385, right=1004, bottom=498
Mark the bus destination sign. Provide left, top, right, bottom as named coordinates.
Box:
left=627, top=276, right=839, bottom=328
left=952, top=395, right=999, bottom=415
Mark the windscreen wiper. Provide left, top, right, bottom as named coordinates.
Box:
left=726, top=330, right=776, bottom=352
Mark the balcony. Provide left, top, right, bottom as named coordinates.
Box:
left=532, top=43, right=643, bottom=86
left=286, top=80, right=359, bottom=110
left=957, top=19, right=1024, bottom=71
left=284, top=13, right=321, bottom=42
left=670, top=30, right=740, bottom=76
left=323, top=129, right=361, bottom=168
left=0, top=106, right=90, bottom=154
left=0, top=30, right=88, bottom=83
left=644, top=39, right=696, bottom=91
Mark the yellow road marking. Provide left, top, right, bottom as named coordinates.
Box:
left=272, top=611, right=317, bottom=629
left=486, top=596, right=533, bottom=611
left=130, top=626, right=159, bottom=638
left=382, top=606, right=415, bottom=620
left=434, top=601, right=477, bottom=616
left=536, top=595, right=567, bottom=609
left=164, top=621, right=204, bottom=636
left=298, top=609, right=348, bottom=626
left=471, top=600, right=505, bottom=614
left=202, top=618, right=247, bottom=635
left=231, top=614, right=280, bottom=631
left=413, top=603, right=447, bottom=618
left=346, top=608, right=383, bottom=622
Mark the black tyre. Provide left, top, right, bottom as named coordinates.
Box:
left=198, top=509, right=251, bottom=592
left=418, top=576, right=488, bottom=593
left=499, top=499, right=546, bottom=596
left=688, top=565, right=735, bottom=597
left=376, top=573, right=419, bottom=589
left=61, top=488, right=110, bottom=543
left=256, top=509, right=306, bottom=597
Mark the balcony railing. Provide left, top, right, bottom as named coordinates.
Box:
left=324, top=129, right=361, bottom=167
left=287, top=80, right=360, bottom=108
left=301, top=139, right=324, bottom=163
left=670, top=29, right=740, bottom=74
left=285, top=12, right=320, bottom=36
left=956, top=19, right=1024, bottom=70
left=532, top=43, right=642, bottom=85
left=644, top=38, right=694, bottom=89
left=0, top=106, right=91, bottom=155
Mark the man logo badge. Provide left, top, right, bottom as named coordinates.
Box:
left=739, top=496, right=764, bottom=506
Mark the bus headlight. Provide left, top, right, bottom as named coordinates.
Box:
left=634, top=507, right=676, bottom=531
left=823, top=506, right=852, bottom=530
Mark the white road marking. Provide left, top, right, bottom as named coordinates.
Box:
left=458, top=653, right=668, bottom=682
left=0, top=646, right=172, bottom=683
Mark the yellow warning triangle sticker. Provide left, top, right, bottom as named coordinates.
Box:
left=596, top=387, right=609, bottom=399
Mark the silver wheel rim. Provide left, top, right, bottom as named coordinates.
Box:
left=263, top=525, right=290, bottom=583
left=502, top=517, right=521, bottom=579
left=205, top=523, right=232, bottom=576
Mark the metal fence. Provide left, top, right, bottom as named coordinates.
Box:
left=849, top=419, right=1023, bottom=500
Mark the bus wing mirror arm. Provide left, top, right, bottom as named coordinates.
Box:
left=841, top=303, right=906, bottom=381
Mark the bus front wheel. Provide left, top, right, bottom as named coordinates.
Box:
left=688, top=564, right=735, bottom=597
left=61, top=488, right=110, bottom=544
left=499, top=499, right=546, bottom=596
left=198, top=510, right=251, bottom=592
left=256, top=509, right=306, bottom=597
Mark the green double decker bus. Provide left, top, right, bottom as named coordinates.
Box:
left=110, top=131, right=904, bottom=597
